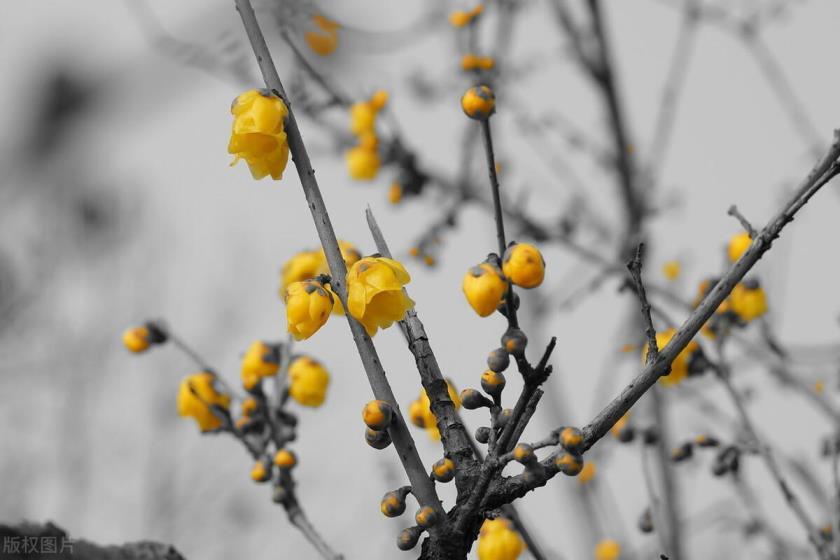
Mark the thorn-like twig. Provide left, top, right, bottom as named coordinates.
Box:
left=727, top=204, right=756, bottom=237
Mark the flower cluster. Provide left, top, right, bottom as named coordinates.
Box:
left=228, top=89, right=290, bottom=180
left=346, top=91, right=389, bottom=180
left=463, top=243, right=545, bottom=317
left=281, top=240, right=361, bottom=314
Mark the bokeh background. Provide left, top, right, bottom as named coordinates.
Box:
left=2, top=0, right=840, bottom=558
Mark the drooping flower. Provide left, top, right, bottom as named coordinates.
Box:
left=177, top=371, right=231, bottom=432
left=241, top=340, right=280, bottom=391
left=595, top=539, right=621, bottom=560
left=642, top=328, right=700, bottom=386
left=305, top=15, right=339, bottom=56
left=288, top=355, right=330, bottom=407
left=346, top=256, right=415, bottom=336
left=461, top=85, right=496, bottom=120
left=285, top=278, right=334, bottom=340
left=502, top=242, right=545, bottom=289
left=345, top=144, right=381, bottom=180
left=727, top=232, right=752, bottom=263
left=463, top=261, right=508, bottom=317
left=729, top=280, right=768, bottom=322
left=477, top=518, right=525, bottom=560
left=281, top=250, right=324, bottom=294
left=228, top=89, right=290, bottom=180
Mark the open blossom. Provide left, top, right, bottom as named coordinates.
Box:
left=347, top=256, right=415, bottom=336
left=285, top=278, right=334, bottom=340
left=477, top=518, right=525, bottom=560
left=642, top=328, right=700, bottom=386
left=228, top=89, right=290, bottom=180
left=240, top=340, right=280, bottom=391
left=280, top=241, right=361, bottom=316
left=177, top=371, right=231, bottom=432
left=288, top=355, right=330, bottom=407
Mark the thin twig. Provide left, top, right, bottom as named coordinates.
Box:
left=232, top=0, right=446, bottom=533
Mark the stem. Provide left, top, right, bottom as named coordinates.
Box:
left=232, top=0, right=446, bottom=531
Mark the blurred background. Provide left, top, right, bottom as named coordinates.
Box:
left=1, top=0, right=839, bottom=558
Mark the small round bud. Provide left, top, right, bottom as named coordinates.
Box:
left=273, top=449, right=297, bottom=469
left=487, top=348, right=511, bottom=373
left=502, top=242, right=546, bottom=289
left=415, top=506, right=438, bottom=528
left=475, top=426, right=491, bottom=444
left=461, top=85, right=496, bottom=120
left=481, top=370, right=506, bottom=398
left=460, top=388, right=492, bottom=410
left=643, top=427, right=659, bottom=445
left=638, top=508, right=653, bottom=533
left=122, top=326, right=151, bottom=353
left=555, top=451, right=584, bottom=476
left=380, top=490, right=407, bottom=518
left=431, top=458, right=456, bottom=483
left=513, top=444, right=535, bottom=465
left=250, top=460, right=271, bottom=483
left=271, top=484, right=288, bottom=504
left=671, top=443, right=693, bottom=463
left=560, top=427, right=583, bottom=452
left=362, top=400, right=393, bottom=431
left=365, top=427, right=392, bottom=450
left=695, top=434, right=719, bottom=448
left=501, top=328, right=527, bottom=356
left=496, top=408, right=513, bottom=429
left=397, top=526, right=423, bottom=551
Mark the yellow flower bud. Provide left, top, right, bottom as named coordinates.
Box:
left=432, top=457, right=456, bottom=483
left=415, top=506, right=438, bottom=528
left=408, top=399, right=427, bottom=428
left=595, top=539, right=621, bottom=560
left=449, top=10, right=471, bottom=27
left=305, top=15, right=339, bottom=57
left=177, top=371, right=231, bottom=433
left=240, top=340, right=280, bottom=391
left=380, top=490, right=407, bottom=517
left=369, top=90, right=389, bottom=112
left=345, top=145, right=381, bottom=181
left=554, top=451, right=583, bottom=476
left=350, top=102, right=377, bottom=136
left=250, top=460, right=271, bottom=483
left=362, top=400, right=393, bottom=431
left=228, top=89, right=289, bottom=180
left=560, top=427, right=583, bottom=451
left=409, top=382, right=461, bottom=437
left=477, top=518, right=525, bottom=560
left=347, top=256, right=415, bottom=336
left=481, top=370, right=506, bottom=397
left=502, top=242, right=545, bottom=289
left=285, top=279, right=334, bottom=340
left=273, top=448, right=297, bottom=469
left=461, top=53, right=480, bottom=71
left=662, top=260, right=681, bottom=280
left=727, top=232, right=752, bottom=263
left=729, top=281, right=767, bottom=322
left=288, top=356, right=330, bottom=407
left=461, top=85, right=496, bottom=120
left=388, top=182, right=403, bottom=204
left=365, top=427, right=392, bottom=449
left=641, top=328, right=700, bottom=386
left=513, top=444, right=535, bottom=465
left=122, top=326, right=151, bottom=353
left=478, top=56, right=496, bottom=70
left=280, top=250, right=325, bottom=295
left=463, top=262, right=508, bottom=317
left=241, top=397, right=259, bottom=417
left=578, top=461, right=596, bottom=484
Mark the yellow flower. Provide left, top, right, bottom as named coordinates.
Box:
left=727, top=232, right=752, bottom=263
left=305, top=15, right=339, bottom=56
left=122, top=326, right=151, bottom=353
left=362, top=400, right=393, bottom=431
left=729, top=281, right=768, bottom=322
left=463, top=262, right=508, bottom=317
left=461, top=85, right=495, bottom=120
left=388, top=182, right=403, bottom=204
left=408, top=382, right=461, bottom=440
left=177, top=371, right=231, bottom=432
left=346, top=145, right=381, bottom=181
left=250, top=460, right=271, bottom=483
left=281, top=250, right=324, bottom=294
left=578, top=461, right=596, bottom=484
left=369, top=90, right=389, bottom=111
left=642, top=328, right=700, bottom=386
left=288, top=356, right=330, bottom=407
left=241, top=340, right=280, bottom=391
left=461, top=54, right=495, bottom=71
left=285, top=278, right=334, bottom=340
left=595, top=539, right=621, bottom=560
left=502, top=242, right=545, bottom=289
left=449, top=3, right=484, bottom=27
left=273, top=448, right=297, bottom=469
left=477, top=518, right=525, bottom=560
left=228, top=89, right=289, bottom=180
left=351, top=102, right=378, bottom=136
left=662, top=260, right=681, bottom=280
left=347, top=256, right=415, bottom=336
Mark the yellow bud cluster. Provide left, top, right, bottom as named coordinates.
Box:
left=346, top=91, right=389, bottom=180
